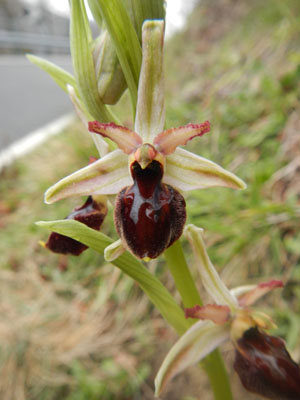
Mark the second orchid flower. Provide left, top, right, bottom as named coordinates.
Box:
left=155, top=224, right=300, bottom=400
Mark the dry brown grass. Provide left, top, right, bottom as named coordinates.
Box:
left=0, top=262, right=159, bottom=400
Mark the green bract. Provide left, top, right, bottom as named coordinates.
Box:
left=70, top=0, right=114, bottom=122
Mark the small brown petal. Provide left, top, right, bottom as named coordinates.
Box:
left=154, top=121, right=210, bottom=155
left=185, top=304, right=231, bottom=324
left=234, top=327, right=300, bottom=400
left=238, top=279, right=284, bottom=307
left=45, top=196, right=107, bottom=256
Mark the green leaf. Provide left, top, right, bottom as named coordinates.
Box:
left=90, top=0, right=142, bottom=111
left=26, top=54, right=76, bottom=93
left=70, top=0, right=115, bottom=122
left=37, top=219, right=188, bottom=334
left=87, top=0, right=103, bottom=28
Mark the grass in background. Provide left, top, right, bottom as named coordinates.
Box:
left=166, top=0, right=300, bottom=357
left=1, top=0, right=300, bottom=398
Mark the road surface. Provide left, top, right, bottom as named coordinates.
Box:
left=0, top=54, right=73, bottom=151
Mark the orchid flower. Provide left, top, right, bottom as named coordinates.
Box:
left=44, top=21, right=246, bottom=260
left=155, top=224, right=300, bottom=400
left=42, top=195, right=108, bottom=256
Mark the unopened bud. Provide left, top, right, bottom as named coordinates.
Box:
left=88, top=0, right=166, bottom=105
left=93, top=32, right=127, bottom=105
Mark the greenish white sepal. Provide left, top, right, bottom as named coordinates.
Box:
left=164, top=147, right=247, bottom=192
left=44, top=150, right=130, bottom=204
left=155, top=320, right=230, bottom=396
left=135, top=20, right=165, bottom=143
left=184, top=224, right=238, bottom=311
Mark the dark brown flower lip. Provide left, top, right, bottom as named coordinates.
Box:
left=234, top=327, right=300, bottom=400
left=45, top=196, right=107, bottom=256
left=114, top=160, right=186, bottom=259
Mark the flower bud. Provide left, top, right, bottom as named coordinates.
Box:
left=234, top=327, right=300, bottom=400
left=45, top=196, right=107, bottom=256
left=93, top=32, right=127, bottom=105
left=114, top=160, right=186, bottom=259
left=88, top=0, right=166, bottom=105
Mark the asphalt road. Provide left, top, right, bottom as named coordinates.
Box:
left=0, top=54, right=73, bottom=150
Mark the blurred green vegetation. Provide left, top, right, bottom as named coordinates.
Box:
left=0, top=0, right=300, bottom=398
left=165, top=0, right=300, bottom=361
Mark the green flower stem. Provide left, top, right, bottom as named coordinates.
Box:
left=164, top=240, right=203, bottom=308
left=203, top=350, right=233, bottom=400
left=164, top=240, right=233, bottom=400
